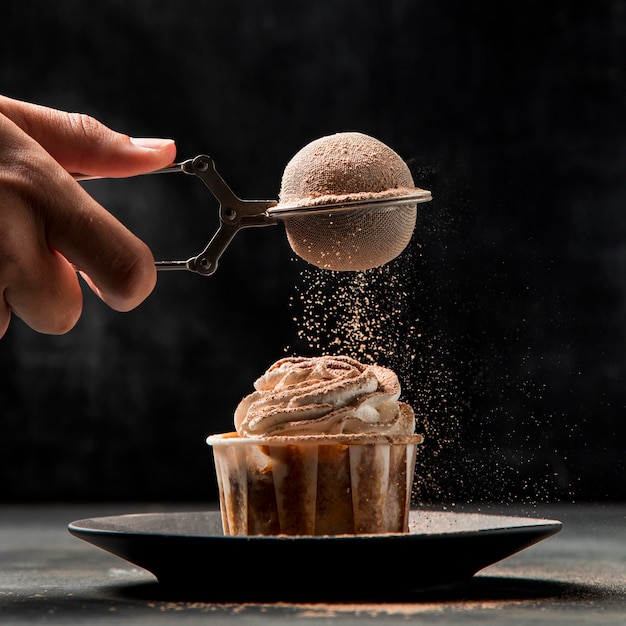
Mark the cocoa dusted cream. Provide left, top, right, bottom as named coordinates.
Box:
left=234, top=355, right=416, bottom=437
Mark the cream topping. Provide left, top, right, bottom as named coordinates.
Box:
left=234, top=355, right=415, bottom=437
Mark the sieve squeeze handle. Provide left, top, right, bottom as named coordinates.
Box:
left=72, top=162, right=189, bottom=181
left=74, top=154, right=278, bottom=276
left=179, top=155, right=278, bottom=276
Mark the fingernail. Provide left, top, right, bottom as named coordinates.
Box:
left=130, top=137, right=175, bottom=150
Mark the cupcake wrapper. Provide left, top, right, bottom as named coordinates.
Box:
left=208, top=434, right=421, bottom=536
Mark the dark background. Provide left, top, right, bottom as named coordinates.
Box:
left=1, top=0, right=625, bottom=504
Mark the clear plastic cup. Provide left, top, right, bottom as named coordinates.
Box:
left=206, top=433, right=423, bottom=536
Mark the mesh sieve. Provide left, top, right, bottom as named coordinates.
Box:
left=281, top=201, right=418, bottom=271
left=275, top=132, right=432, bottom=272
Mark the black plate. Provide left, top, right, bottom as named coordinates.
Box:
left=68, top=510, right=561, bottom=601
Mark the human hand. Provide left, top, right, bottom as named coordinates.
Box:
left=0, top=95, right=177, bottom=338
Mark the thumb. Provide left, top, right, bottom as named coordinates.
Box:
left=0, top=95, right=176, bottom=177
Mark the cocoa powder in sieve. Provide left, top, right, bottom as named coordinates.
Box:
left=278, top=132, right=422, bottom=207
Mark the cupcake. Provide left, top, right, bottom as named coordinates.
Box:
left=207, top=355, right=423, bottom=536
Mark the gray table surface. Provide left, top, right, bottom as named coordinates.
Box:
left=0, top=502, right=624, bottom=625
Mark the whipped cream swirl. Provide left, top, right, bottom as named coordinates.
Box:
left=234, top=355, right=415, bottom=437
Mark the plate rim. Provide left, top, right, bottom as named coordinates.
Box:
left=68, top=509, right=563, bottom=541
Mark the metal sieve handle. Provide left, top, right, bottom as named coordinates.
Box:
left=75, top=155, right=278, bottom=276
